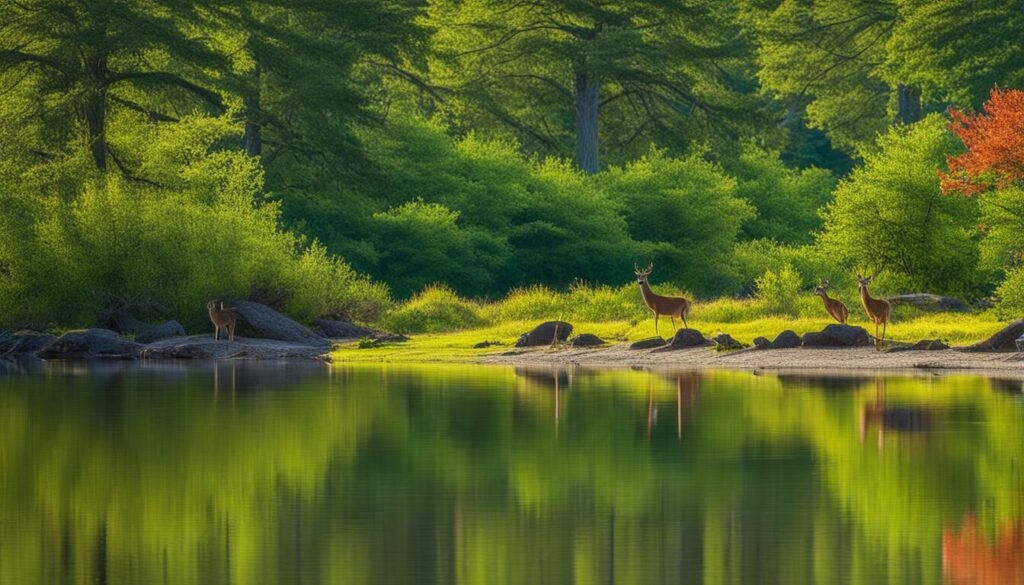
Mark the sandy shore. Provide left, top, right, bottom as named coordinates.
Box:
left=481, top=343, right=1024, bottom=376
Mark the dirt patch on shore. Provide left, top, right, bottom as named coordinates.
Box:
left=481, top=343, right=1024, bottom=375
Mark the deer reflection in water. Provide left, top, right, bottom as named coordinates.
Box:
left=647, top=372, right=700, bottom=440
left=943, top=515, right=1024, bottom=585
left=859, top=378, right=934, bottom=452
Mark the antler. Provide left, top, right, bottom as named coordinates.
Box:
left=634, top=261, right=653, bottom=275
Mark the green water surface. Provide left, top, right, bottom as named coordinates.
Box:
left=0, top=360, right=1022, bottom=584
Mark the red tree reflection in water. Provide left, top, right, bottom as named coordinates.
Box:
left=943, top=516, right=1024, bottom=585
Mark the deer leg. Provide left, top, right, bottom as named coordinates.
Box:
left=671, top=315, right=677, bottom=330
left=228, top=323, right=235, bottom=342
left=654, top=313, right=660, bottom=335
left=881, top=320, right=886, bottom=345
left=215, top=325, right=220, bottom=341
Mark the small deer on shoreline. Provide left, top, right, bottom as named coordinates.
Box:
left=207, top=301, right=239, bottom=341
left=857, top=271, right=891, bottom=347
left=815, top=280, right=849, bottom=324
left=635, top=263, right=691, bottom=335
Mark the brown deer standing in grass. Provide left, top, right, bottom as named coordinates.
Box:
left=857, top=271, right=891, bottom=347
left=634, top=263, right=691, bottom=335
left=207, top=301, right=239, bottom=341
left=815, top=280, right=849, bottom=324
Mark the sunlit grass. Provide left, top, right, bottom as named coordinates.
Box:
left=335, top=311, right=1007, bottom=363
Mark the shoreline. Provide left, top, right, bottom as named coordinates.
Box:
left=473, top=343, right=1024, bottom=377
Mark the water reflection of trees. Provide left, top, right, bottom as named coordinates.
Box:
left=0, top=365, right=1021, bottom=584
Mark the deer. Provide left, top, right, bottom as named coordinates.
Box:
left=857, top=271, right=891, bottom=347
left=207, top=301, right=239, bottom=341
left=815, top=280, right=849, bottom=324
left=634, top=263, right=691, bottom=336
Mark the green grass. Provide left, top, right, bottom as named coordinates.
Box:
left=334, top=311, right=1007, bottom=363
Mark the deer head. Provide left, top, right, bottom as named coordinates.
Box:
left=857, top=268, right=882, bottom=289
left=634, top=262, right=653, bottom=284
left=815, top=279, right=831, bottom=297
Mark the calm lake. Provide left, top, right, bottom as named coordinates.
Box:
left=0, top=361, right=1022, bottom=585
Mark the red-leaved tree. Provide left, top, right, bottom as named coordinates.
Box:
left=941, top=87, right=1024, bottom=196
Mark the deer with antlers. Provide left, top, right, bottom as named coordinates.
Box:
left=857, top=271, right=891, bottom=347
left=634, top=263, right=691, bottom=335
left=815, top=280, right=849, bottom=324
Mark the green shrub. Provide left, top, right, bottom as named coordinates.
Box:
left=995, top=266, right=1024, bottom=320
left=755, top=263, right=803, bottom=316
left=818, top=115, right=982, bottom=297
left=0, top=115, right=389, bottom=330
left=380, top=285, right=486, bottom=333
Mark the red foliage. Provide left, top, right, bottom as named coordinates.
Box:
left=941, top=87, right=1024, bottom=196
left=943, top=515, right=1024, bottom=585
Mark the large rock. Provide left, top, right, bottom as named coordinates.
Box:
left=571, top=333, right=606, bottom=348
left=0, top=330, right=57, bottom=355
left=885, top=339, right=950, bottom=352
left=514, top=321, right=573, bottom=347
left=801, top=324, right=871, bottom=348
left=889, top=293, right=969, bottom=312
left=771, top=330, right=802, bottom=349
left=630, top=337, right=667, bottom=350
left=752, top=336, right=771, bottom=350
left=231, top=301, right=329, bottom=347
left=37, top=329, right=144, bottom=359
left=141, top=336, right=329, bottom=360
left=110, top=310, right=186, bottom=343
left=669, top=328, right=712, bottom=348
left=960, top=319, right=1024, bottom=352
left=1018, top=334, right=1024, bottom=352
left=314, top=318, right=374, bottom=339
left=712, top=333, right=743, bottom=350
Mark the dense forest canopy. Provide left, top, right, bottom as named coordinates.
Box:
left=1, top=0, right=1023, bottom=327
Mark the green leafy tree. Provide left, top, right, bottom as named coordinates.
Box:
left=818, top=115, right=981, bottom=296
left=885, top=0, right=1024, bottom=107
left=425, top=0, right=765, bottom=174
left=0, top=0, right=227, bottom=171
left=744, top=0, right=923, bottom=155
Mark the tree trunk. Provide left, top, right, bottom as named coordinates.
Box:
left=242, top=63, right=262, bottom=157
left=84, top=89, right=107, bottom=170
left=574, top=71, right=599, bottom=175
left=895, top=84, right=922, bottom=125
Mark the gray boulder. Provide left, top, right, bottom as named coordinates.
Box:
left=669, top=328, right=712, bottom=348
left=771, top=330, right=802, bottom=349
left=889, top=293, right=969, bottom=312
left=571, top=333, right=606, bottom=347
left=110, top=310, right=185, bottom=343
left=885, top=339, right=950, bottom=352
left=960, top=319, right=1024, bottom=352
left=141, top=336, right=329, bottom=360
left=514, top=321, right=573, bottom=347
left=231, top=301, right=329, bottom=347
left=752, top=336, right=771, bottom=350
left=315, top=318, right=374, bottom=339
left=0, top=330, right=57, bottom=355
left=38, top=329, right=144, bottom=359
left=712, top=333, right=743, bottom=350
left=1018, top=334, right=1024, bottom=352
left=801, top=324, right=872, bottom=347
left=630, top=337, right=667, bottom=350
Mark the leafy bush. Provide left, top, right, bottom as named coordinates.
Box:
left=734, top=240, right=848, bottom=295
left=755, top=263, right=803, bottom=316
left=361, top=115, right=640, bottom=295
left=727, top=144, right=835, bottom=244
left=380, top=285, right=486, bottom=333
left=995, top=266, right=1024, bottom=319
left=370, top=200, right=508, bottom=298
left=0, top=115, right=390, bottom=329
left=484, top=282, right=650, bottom=323
left=818, top=115, right=982, bottom=297
left=598, top=149, right=756, bottom=295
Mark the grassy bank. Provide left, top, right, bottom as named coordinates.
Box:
left=335, top=312, right=1007, bottom=363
